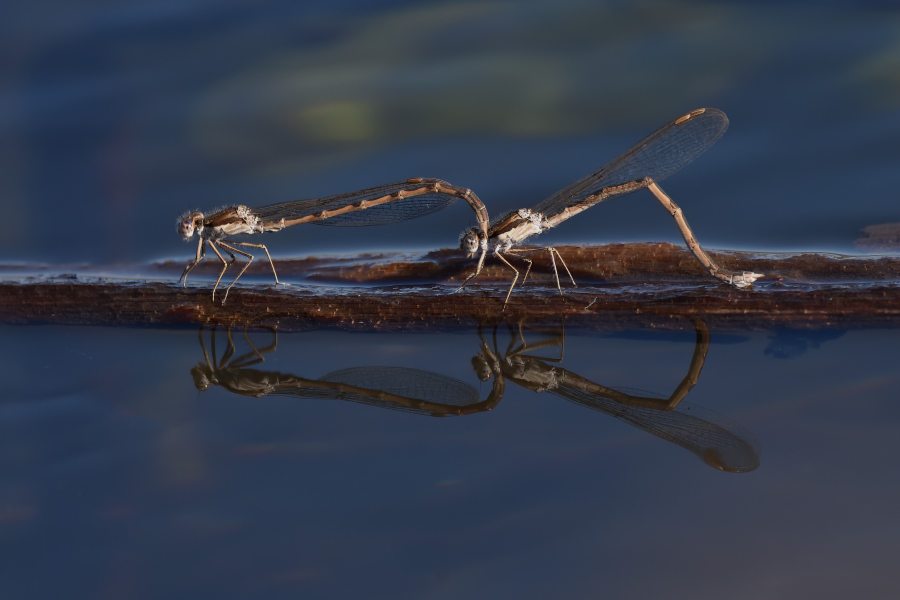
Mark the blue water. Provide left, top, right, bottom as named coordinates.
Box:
left=2, top=323, right=899, bottom=598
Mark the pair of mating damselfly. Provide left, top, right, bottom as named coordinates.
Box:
left=176, top=108, right=762, bottom=306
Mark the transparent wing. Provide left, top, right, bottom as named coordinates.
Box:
left=551, top=381, right=760, bottom=473
left=309, top=366, right=481, bottom=416
left=249, top=179, right=460, bottom=227
left=533, top=108, right=729, bottom=220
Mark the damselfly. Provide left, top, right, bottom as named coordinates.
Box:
left=472, top=320, right=760, bottom=473
left=456, top=108, right=763, bottom=306
left=191, top=324, right=494, bottom=416
left=177, top=178, right=489, bottom=302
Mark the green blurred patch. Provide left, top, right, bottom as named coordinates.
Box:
left=188, top=0, right=797, bottom=170
left=293, top=101, right=381, bottom=142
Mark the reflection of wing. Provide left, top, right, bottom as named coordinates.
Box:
left=551, top=376, right=760, bottom=473
left=320, top=367, right=478, bottom=405
left=267, top=367, right=481, bottom=417
left=249, top=179, right=460, bottom=227
left=532, top=108, right=728, bottom=221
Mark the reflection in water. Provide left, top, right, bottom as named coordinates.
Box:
left=191, top=321, right=759, bottom=472
left=764, top=328, right=846, bottom=359
left=192, top=326, right=498, bottom=416
left=474, top=320, right=760, bottom=473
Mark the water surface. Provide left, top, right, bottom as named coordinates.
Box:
left=3, top=322, right=899, bottom=598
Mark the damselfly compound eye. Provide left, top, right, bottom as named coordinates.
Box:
left=460, top=229, right=480, bottom=255
left=177, top=211, right=203, bottom=239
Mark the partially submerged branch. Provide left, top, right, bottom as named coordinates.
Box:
left=2, top=243, right=900, bottom=331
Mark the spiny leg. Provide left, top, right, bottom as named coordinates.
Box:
left=504, top=248, right=534, bottom=288
left=231, top=241, right=279, bottom=285
left=520, top=257, right=534, bottom=286
left=207, top=242, right=231, bottom=302
left=495, top=251, right=520, bottom=309
left=220, top=325, right=237, bottom=367
left=549, top=248, right=576, bottom=288
left=547, top=248, right=562, bottom=295
left=454, top=247, right=487, bottom=293
left=220, top=325, right=278, bottom=369
left=216, top=241, right=255, bottom=304
left=514, top=321, right=530, bottom=355
left=646, top=181, right=762, bottom=287
left=198, top=324, right=213, bottom=369
left=506, top=321, right=521, bottom=356
left=210, top=324, right=219, bottom=367
left=243, top=325, right=278, bottom=362
left=557, top=323, right=566, bottom=361
left=505, top=247, right=574, bottom=295
left=514, top=320, right=566, bottom=361
left=179, top=238, right=206, bottom=287
left=219, top=245, right=237, bottom=265
left=225, top=324, right=266, bottom=369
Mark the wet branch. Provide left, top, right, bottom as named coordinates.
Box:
left=2, top=243, right=900, bottom=331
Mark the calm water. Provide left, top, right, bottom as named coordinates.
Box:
left=2, top=322, right=900, bottom=598
left=3, top=0, right=900, bottom=598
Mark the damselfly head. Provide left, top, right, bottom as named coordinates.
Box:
left=459, top=227, right=482, bottom=257
left=471, top=354, right=493, bottom=382
left=190, top=366, right=212, bottom=391
left=177, top=211, right=204, bottom=240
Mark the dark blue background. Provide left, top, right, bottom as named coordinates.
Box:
left=3, top=0, right=899, bottom=266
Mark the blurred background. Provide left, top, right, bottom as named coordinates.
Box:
left=2, top=0, right=899, bottom=265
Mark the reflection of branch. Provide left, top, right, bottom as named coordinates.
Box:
left=479, top=319, right=759, bottom=473
left=191, top=325, right=499, bottom=417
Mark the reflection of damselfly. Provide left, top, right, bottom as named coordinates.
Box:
left=177, top=178, right=489, bottom=303
left=191, top=325, right=499, bottom=416
left=457, top=108, right=763, bottom=306
left=189, top=321, right=758, bottom=473
left=472, top=320, right=760, bottom=472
